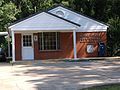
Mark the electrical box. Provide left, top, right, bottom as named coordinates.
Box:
left=87, top=45, right=94, bottom=53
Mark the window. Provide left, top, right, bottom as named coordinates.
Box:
left=39, top=32, right=60, bottom=50
left=23, top=35, right=32, bottom=46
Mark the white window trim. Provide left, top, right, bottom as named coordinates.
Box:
left=40, top=32, right=60, bottom=51
left=42, top=32, right=44, bottom=50
left=56, top=32, right=58, bottom=50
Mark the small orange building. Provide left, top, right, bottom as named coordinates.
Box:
left=8, top=6, right=108, bottom=61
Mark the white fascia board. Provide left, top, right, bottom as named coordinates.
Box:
left=76, top=28, right=107, bottom=32
left=76, top=29, right=107, bottom=32
left=78, top=26, right=108, bottom=31
left=10, top=27, right=77, bottom=31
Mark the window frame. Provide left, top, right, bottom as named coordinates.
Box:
left=22, top=34, right=32, bottom=47
left=39, top=32, right=60, bottom=51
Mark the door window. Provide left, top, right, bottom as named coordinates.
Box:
left=23, top=35, right=32, bottom=47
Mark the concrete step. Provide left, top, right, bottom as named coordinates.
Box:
left=12, top=57, right=120, bottom=65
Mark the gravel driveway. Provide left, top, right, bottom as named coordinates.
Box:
left=0, top=60, right=120, bottom=90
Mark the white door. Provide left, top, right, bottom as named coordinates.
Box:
left=22, top=34, right=34, bottom=60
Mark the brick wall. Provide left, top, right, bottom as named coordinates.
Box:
left=76, top=32, right=106, bottom=58
left=34, top=32, right=74, bottom=60
left=15, top=32, right=106, bottom=60
left=34, top=32, right=106, bottom=60
left=15, top=33, right=22, bottom=60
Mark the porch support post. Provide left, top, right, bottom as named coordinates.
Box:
left=8, top=32, right=11, bottom=57
left=11, top=31, right=15, bottom=62
left=73, top=30, right=77, bottom=59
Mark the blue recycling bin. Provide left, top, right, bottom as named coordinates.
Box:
left=98, top=42, right=105, bottom=57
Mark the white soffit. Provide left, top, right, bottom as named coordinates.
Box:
left=9, top=12, right=79, bottom=31
left=49, top=6, right=108, bottom=32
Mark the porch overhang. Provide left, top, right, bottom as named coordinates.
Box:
left=10, top=30, right=77, bottom=62
left=9, top=12, right=80, bottom=62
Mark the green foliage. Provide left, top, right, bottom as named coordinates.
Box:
left=81, top=83, right=120, bottom=90
left=53, top=0, right=62, bottom=4
left=11, top=0, right=53, bottom=18
left=111, top=0, right=120, bottom=17
left=107, top=17, right=120, bottom=56
left=0, top=1, right=19, bottom=31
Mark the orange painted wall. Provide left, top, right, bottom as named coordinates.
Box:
left=15, top=33, right=22, bottom=60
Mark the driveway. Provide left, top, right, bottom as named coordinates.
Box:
left=0, top=60, right=120, bottom=90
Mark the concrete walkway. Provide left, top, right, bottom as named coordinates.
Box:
left=0, top=60, right=120, bottom=90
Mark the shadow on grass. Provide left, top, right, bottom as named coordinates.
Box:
left=81, top=83, right=120, bottom=90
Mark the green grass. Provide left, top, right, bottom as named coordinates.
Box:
left=81, top=83, right=120, bottom=90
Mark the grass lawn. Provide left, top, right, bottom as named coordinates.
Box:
left=81, top=83, right=120, bottom=90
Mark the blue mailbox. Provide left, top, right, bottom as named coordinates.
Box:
left=98, top=42, right=105, bottom=56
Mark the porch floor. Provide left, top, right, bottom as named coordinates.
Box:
left=14, top=57, right=120, bottom=64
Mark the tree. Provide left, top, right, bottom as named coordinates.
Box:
left=107, top=17, right=120, bottom=56
left=110, top=0, right=120, bottom=18
left=0, top=1, right=19, bottom=31
left=92, top=0, right=108, bottom=21
left=53, top=0, right=62, bottom=4
left=10, top=0, right=53, bottom=19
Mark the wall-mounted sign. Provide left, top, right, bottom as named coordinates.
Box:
left=34, top=35, right=38, bottom=41
left=80, top=33, right=101, bottom=43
